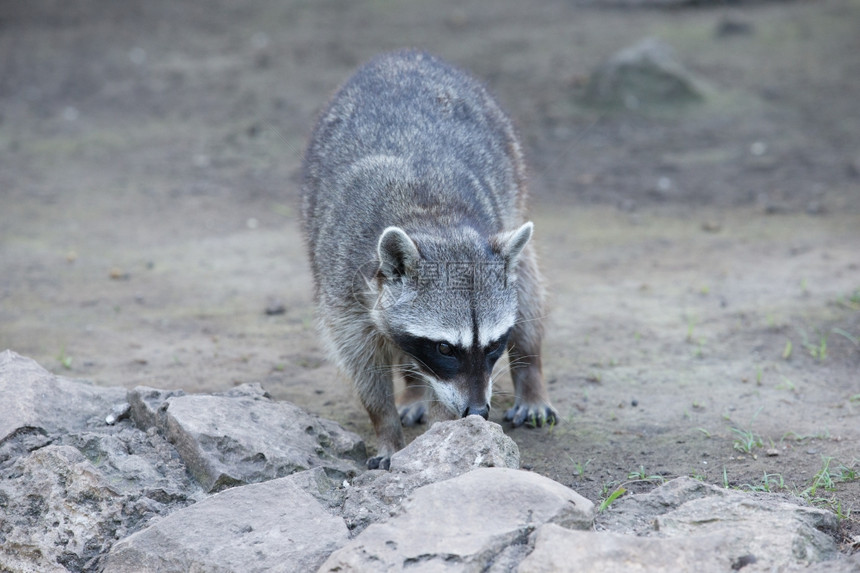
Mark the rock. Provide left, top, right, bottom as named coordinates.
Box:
left=103, top=471, right=349, bottom=573
left=58, top=428, right=198, bottom=503
left=1, top=353, right=850, bottom=572
left=0, top=352, right=367, bottom=572
left=519, top=524, right=740, bottom=573
left=340, top=416, right=520, bottom=532
left=105, top=402, right=131, bottom=425
left=320, top=467, right=594, bottom=571
left=159, top=384, right=366, bottom=492
left=520, top=524, right=860, bottom=573
left=590, top=477, right=841, bottom=570
left=0, top=352, right=202, bottom=572
left=583, top=38, right=706, bottom=110
left=389, top=415, right=520, bottom=476
left=0, top=445, right=126, bottom=573
left=0, top=350, right=127, bottom=453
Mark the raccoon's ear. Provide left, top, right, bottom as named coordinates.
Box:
left=377, top=226, right=420, bottom=280
left=492, top=221, right=533, bottom=271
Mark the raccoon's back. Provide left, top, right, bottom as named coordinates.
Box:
left=301, top=50, right=527, bottom=296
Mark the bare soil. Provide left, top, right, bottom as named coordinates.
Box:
left=2, top=0, right=859, bottom=551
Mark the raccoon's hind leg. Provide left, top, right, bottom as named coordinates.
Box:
left=397, top=367, right=428, bottom=426
left=505, top=245, right=559, bottom=428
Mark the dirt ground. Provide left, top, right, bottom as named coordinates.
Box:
left=2, top=0, right=859, bottom=550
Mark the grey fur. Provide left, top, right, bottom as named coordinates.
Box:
left=301, top=50, right=556, bottom=469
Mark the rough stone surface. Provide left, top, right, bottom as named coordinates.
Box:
left=590, top=477, right=843, bottom=571
left=0, top=352, right=362, bottom=572
left=340, top=417, right=520, bottom=532
left=519, top=524, right=860, bottom=573
left=519, top=525, right=739, bottom=573
left=0, top=445, right=125, bottom=573
left=0, top=350, right=127, bottom=461
left=389, top=415, right=520, bottom=476
left=320, top=468, right=594, bottom=571
left=159, top=385, right=366, bottom=492
left=103, top=471, right=349, bottom=573
left=0, top=352, right=202, bottom=572
left=583, top=37, right=706, bottom=109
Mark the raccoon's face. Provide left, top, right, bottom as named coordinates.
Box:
left=372, top=222, right=533, bottom=418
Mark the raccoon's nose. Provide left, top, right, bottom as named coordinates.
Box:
left=464, top=403, right=490, bottom=420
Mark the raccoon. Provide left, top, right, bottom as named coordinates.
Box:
left=301, top=50, right=557, bottom=469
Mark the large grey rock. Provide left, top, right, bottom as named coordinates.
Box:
left=320, top=467, right=594, bottom=571
left=389, top=415, right=520, bottom=476
left=159, top=384, right=366, bottom=492
left=583, top=38, right=706, bottom=109
left=0, top=352, right=201, bottom=572
left=0, top=350, right=127, bottom=465
left=103, top=471, right=349, bottom=573
left=519, top=523, right=860, bottom=573
left=340, top=416, right=520, bottom=532
left=519, top=525, right=738, bottom=573
left=0, top=445, right=125, bottom=573
left=579, top=477, right=843, bottom=571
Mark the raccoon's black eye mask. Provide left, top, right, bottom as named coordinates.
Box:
left=394, top=329, right=511, bottom=380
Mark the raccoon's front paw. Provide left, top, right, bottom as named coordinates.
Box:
left=398, top=401, right=426, bottom=426
left=366, top=455, right=391, bottom=470
left=504, top=402, right=558, bottom=428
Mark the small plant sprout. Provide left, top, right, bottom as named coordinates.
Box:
left=685, top=314, right=697, bottom=342
left=834, top=460, right=859, bottom=483
left=57, top=346, right=73, bottom=370
left=741, top=472, right=785, bottom=493
left=598, top=484, right=627, bottom=513
left=803, top=456, right=836, bottom=498
left=568, top=457, right=592, bottom=479
left=782, top=339, right=793, bottom=360
left=831, top=327, right=859, bottom=347
left=800, top=328, right=828, bottom=361
left=775, top=376, right=796, bottom=392
left=730, top=408, right=764, bottom=454
left=731, top=426, right=763, bottom=454
left=627, top=466, right=665, bottom=483
left=695, top=427, right=712, bottom=438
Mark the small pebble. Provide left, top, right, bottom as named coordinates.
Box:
left=105, top=402, right=131, bottom=425
left=109, top=267, right=130, bottom=280
left=265, top=300, right=286, bottom=315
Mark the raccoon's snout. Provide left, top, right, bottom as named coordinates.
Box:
left=464, top=403, right=490, bottom=420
